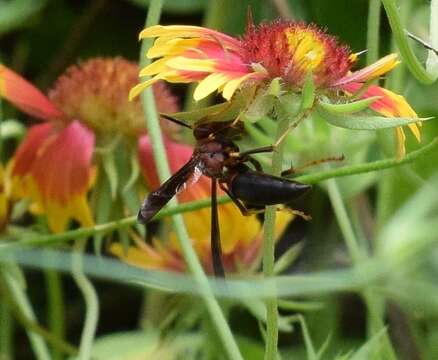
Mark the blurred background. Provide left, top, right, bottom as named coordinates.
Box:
left=2, top=0, right=438, bottom=359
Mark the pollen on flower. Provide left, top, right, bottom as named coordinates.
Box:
left=48, top=58, right=179, bottom=136
left=240, top=21, right=354, bottom=88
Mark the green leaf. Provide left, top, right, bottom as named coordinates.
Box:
left=273, top=242, right=303, bottom=274
left=91, top=172, right=112, bottom=255
left=318, top=96, right=381, bottom=114
left=301, top=72, right=315, bottom=110
left=72, top=331, right=202, bottom=360
left=0, top=119, right=26, bottom=139
left=347, top=328, right=387, bottom=360
left=242, top=299, right=293, bottom=332
left=162, top=100, right=241, bottom=124
left=0, top=0, right=47, bottom=34
left=316, top=106, right=432, bottom=130
left=102, top=153, right=118, bottom=200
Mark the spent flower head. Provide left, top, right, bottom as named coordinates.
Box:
left=0, top=58, right=178, bottom=232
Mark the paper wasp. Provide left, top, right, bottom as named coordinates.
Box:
left=138, top=116, right=311, bottom=277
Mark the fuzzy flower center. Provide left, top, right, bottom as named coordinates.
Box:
left=241, top=21, right=354, bottom=88
left=48, top=58, right=178, bottom=136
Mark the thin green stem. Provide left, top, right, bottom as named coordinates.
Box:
left=382, top=0, right=437, bottom=84
left=0, top=280, right=77, bottom=356
left=0, top=295, right=13, bottom=360
left=326, top=178, right=364, bottom=262
left=45, top=270, right=64, bottom=360
left=1, top=137, right=436, bottom=252
left=427, top=0, right=438, bottom=75
left=72, top=240, right=99, bottom=360
left=263, top=104, right=291, bottom=360
left=138, top=3, right=242, bottom=359
left=366, top=0, right=381, bottom=65
left=294, top=137, right=438, bottom=184
left=1, top=265, right=51, bottom=360
left=326, top=178, right=397, bottom=359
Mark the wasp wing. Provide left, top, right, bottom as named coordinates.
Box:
left=138, top=156, right=201, bottom=223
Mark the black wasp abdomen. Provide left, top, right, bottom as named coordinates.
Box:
left=229, top=170, right=311, bottom=206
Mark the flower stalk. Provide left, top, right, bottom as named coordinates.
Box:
left=366, top=0, right=381, bottom=65
left=382, top=0, right=437, bottom=84
left=138, top=2, right=243, bottom=359
left=262, top=101, right=293, bottom=359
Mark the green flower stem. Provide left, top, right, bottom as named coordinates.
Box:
left=326, top=180, right=397, bottom=359
left=1, top=137, right=436, bottom=252
left=0, top=279, right=78, bottom=356
left=382, top=0, right=437, bottom=84
left=0, top=295, right=13, bottom=359
left=1, top=266, right=51, bottom=360
left=45, top=270, right=64, bottom=360
left=326, top=183, right=392, bottom=357
left=427, top=0, right=438, bottom=74
left=139, top=2, right=243, bottom=360
left=366, top=0, right=381, bottom=65
left=262, top=104, right=291, bottom=360
left=72, top=240, right=99, bottom=360
left=295, top=137, right=438, bottom=184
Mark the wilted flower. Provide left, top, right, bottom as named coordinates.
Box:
left=130, top=19, right=420, bottom=158
left=111, top=138, right=292, bottom=274
left=0, top=58, right=178, bottom=232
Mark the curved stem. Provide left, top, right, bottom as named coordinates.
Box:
left=366, top=0, right=381, bottom=65
left=0, top=295, right=13, bottom=359
left=45, top=270, right=64, bottom=360
left=1, top=137, right=436, bottom=252
left=326, top=178, right=396, bottom=359
left=72, top=240, right=99, bottom=360
left=138, top=2, right=242, bottom=359
left=382, top=0, right=437, bottom=84
left=1, top=265, right=51, bottom=360
left=262, top=103, right=291, bottom=360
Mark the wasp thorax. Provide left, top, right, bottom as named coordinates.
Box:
left=197, top=141, right=227, bottom=177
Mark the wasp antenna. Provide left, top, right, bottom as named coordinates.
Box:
left=160, top=113, right=193, bottom=129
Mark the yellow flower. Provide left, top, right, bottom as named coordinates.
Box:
left=130, top=20, right=420, bottom=158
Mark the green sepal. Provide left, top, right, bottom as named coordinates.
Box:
left=161, top=100, right=241, bottom=124
left=316, top=105, right=431, bottom=130
left=102, top=153, right=118, bottom=200
left=318, top=96, right=381, bottom=114
left=90, top=171, right=112, bottom=255
left=301, top=72, right=315, bottom=110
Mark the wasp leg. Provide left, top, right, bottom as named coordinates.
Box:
left=233, top=145, right=275, bottom=158
left=283, top=207, right=312, bottom=221
left=211, top=179, right=225, bottom=277
left=281, top=155, right=345, bottom=177
left=247, top=156, right=263, bottom=172
left=159, top=113, right=193, bottom=129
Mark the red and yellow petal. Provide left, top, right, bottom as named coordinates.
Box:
left=0, top=65, right=64, bottom=120
left=332, top=54, right=400, bottom=87
left=139, top=25, right=241, bottom=50
left=12, top=121, right=95, bottom=232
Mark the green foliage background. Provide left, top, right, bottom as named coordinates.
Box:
left=2, top=0, right=438, bottom=359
